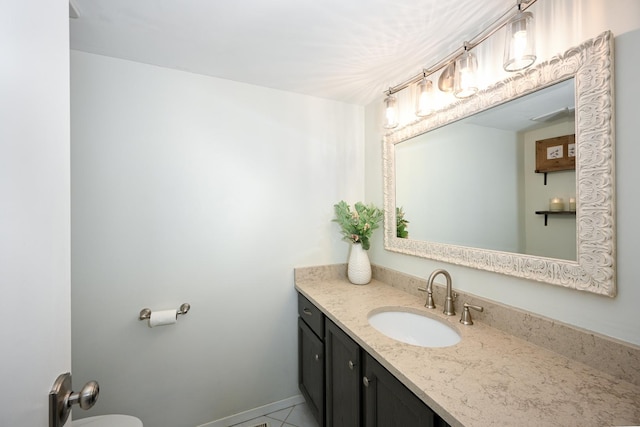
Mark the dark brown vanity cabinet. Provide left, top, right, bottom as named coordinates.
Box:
left=325, top=319, right=362, bottom=427
left=298, top=293, right=450, bottom=427
left=298, top=294, right=325, bottom=426
left=363, top=354, right=447, bottom=427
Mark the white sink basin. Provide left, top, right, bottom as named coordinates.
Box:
left=368, top=309, right=460, bottom=348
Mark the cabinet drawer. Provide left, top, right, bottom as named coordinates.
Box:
left=298, top=293, right=324, bottom=338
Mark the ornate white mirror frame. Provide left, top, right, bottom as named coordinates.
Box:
left=383, top=31, right=615, bottom=297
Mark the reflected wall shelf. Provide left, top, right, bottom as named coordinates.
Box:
left=535, top=210, right=576, bottom=226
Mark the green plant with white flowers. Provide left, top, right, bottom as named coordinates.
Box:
left=333, top=200, right=383, bottom=250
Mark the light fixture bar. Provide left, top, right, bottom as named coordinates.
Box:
left=384, top=0, right=536, bottom=96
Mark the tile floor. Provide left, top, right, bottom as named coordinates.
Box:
left=229, top=402, right=318, bottom=427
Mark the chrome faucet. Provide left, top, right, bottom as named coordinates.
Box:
left=425, top=269, right=456, bottom=316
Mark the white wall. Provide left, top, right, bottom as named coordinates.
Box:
left=71, top=51, right=363, bottom=427
left=366, top=0, right=640, bottom=346
left=0, top=0, right=71, bottom=425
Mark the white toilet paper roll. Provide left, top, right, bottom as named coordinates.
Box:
left=148, top=309, right=178, bottom=327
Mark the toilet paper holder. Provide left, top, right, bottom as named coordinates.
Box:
left=139, top=303, right=191, bottom=321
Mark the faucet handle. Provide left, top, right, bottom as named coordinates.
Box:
left=460, top=303, right=484, bottom=325
left=417, top=286, right=436, bottom=309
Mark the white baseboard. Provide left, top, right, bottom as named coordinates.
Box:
left=197, top=395, right=306, bottom=427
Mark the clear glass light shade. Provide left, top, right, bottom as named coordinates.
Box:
left=503, top=11, right=536, bottom=72
left=414, top=78, right=434, bottom=117
left=383, top=94, right=399, bottom=129
left=453, top=50, right=478, bottom=98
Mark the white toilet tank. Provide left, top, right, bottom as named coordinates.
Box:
left=72, top=414, right=143, bottom=427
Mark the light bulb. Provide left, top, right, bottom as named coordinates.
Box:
left=513, top=30, right=528, bottom=59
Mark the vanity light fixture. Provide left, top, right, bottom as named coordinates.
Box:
left=503, top=0, right=536, bottom=71
left=380, top=0, right=538, bottom=128
left=383, top=93, right=399, bottom=129
left=453, top=42, right=479, bottom=98
left=415, top=75, right=434, bottom=117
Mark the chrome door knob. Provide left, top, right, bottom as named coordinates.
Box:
left=50, top=373, right=100, bottom=427
left=68, top=380, right=100, bottom=410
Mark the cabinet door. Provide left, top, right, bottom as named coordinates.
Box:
left=299, top=318, right=325, bottom=426
left=363, top=353, right=436, bottom=427
left=325, top=320, right=362, bottom=427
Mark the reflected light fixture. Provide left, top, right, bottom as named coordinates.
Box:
left=383, top=94, right=399, bottom=129
left=503, top=0, right=536, bottom=71
left=453, top=42, right=478, bottom=98
left=415, top=76, right=434, bottom=117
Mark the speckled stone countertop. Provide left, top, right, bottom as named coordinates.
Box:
left=295, top=270, right=640, bottom=427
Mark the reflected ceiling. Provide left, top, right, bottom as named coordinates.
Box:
left=464, top=79, right=576, bottom=132
left=69, top=0, right=513, bottom=105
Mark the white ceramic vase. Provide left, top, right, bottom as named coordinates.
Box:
left=348, top=243, right=372, bottom=285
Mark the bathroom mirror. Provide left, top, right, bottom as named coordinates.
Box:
left=383, top=31, right=616, bottom=296
left=396, top=79, right=577, bottom=260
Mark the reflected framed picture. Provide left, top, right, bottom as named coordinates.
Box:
left=535, top=134, right=576, bottom=173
